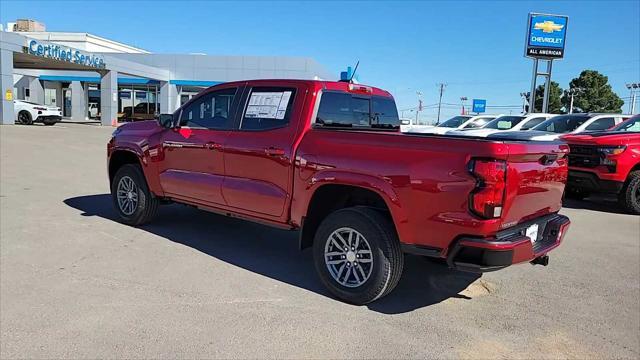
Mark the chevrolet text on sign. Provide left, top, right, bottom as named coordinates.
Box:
left=525, top=13, right=568, bottom=59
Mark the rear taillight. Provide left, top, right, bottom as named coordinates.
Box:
left=468, top=158, right=507, bottom=219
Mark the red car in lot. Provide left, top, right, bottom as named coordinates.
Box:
left=107, top=79, right=570, bottom=304
left=564, top=115, right=640, bottom=214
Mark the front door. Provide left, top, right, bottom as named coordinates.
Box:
left=222, top=84, right=303, bottom=218
left=158, top=86, right=240, bottom=206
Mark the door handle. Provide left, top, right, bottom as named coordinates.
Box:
left=206, top=142, right=222, bottom=151
left=265, top=147, right=285, bottom=156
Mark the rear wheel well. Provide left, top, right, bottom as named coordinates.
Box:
left=109, top=151, right=141, bottom=184
left=300, top=184, right=393, bottom=250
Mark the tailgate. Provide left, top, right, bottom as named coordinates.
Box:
left=501, top=141, right=569, bottom=228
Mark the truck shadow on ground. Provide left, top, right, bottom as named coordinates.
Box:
left=64, top=194, right=481, bottom=314
left=562, top=196, right=628, bottom=215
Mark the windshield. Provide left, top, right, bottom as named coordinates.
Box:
left=532, top=114, right=590, bottom=133
left=613, top=117, right=640, bottom=132
left=437, top=116, right=471, bottom=128
left=484, top=116, right=525, bottom=130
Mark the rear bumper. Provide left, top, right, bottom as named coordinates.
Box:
left=567, top=170, right=624, bottom=194
left=36, top=115, right=62, bottom=122
left=446, top=213, right=570, bottom=273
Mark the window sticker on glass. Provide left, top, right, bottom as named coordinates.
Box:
left=245, top=91, right=292, bottom=119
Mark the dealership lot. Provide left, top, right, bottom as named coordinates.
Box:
left=1, top=123, right=638, bottom=359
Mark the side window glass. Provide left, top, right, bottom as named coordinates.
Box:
left=241, top=87, right=296, bottom=131
left=179, top=88, right=237, bottom=129
left=585, top=117, right=615, bottom=131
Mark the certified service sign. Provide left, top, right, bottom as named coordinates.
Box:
left=525, top=13, right=568, bottom=59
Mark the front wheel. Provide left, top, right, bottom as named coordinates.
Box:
left=312, top=206, right=404, bottom=305
left=111, top=164, right=160, bottom=225
left=619, top=171, right=640, bottom=215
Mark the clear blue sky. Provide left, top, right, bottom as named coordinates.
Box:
left=1, top=0, right=638, bottom=120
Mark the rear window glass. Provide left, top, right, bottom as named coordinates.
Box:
left=438, top=116, right=472, bottom=128
left=464, top=117, right=494, bottom=129
left=532, top=115, right=590, bottom=133
left=585, top=117, right=615, bottom=131
left=484, top=116, right=525, bottom=130
left=520, top=117, right=547, bottom=130
left=316, top=92, right=399, bottom=130
left=615, top=118, right=640, bottom=132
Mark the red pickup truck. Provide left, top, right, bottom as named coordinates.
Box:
left=107, top=79, right=570, bottom=304
left=564, top=115, right=640, bottom=214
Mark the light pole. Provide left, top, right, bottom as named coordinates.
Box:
left=626, top=83, right=639, bottom=114
left=460, top=96, right=468, bottom=114
left=415, top=91, right=423, bottom=125
left=435, top=83, right=446, bottom=124
left=519, top=92, right=530, bottom=114
left=567, top=88, right=577, bottom=114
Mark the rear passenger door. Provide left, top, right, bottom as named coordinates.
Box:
left=221, top=83, right=304, bottom=219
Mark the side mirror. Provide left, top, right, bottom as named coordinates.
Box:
left=158, top=114, right=176, bottom=129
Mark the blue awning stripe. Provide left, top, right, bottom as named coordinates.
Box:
left=38, top=75, right=161, bottom=85
left=169, top=80, right=221, bottom=87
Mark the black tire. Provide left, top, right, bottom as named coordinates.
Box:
left=17, top=111, right=33, bottom=125
left=111, top=164, right=160, bottom=225
left=312, top=206, right=404, bottom=305
left=565, top=187, right=589, bottom=200
left=619, top=171, right=640, bottom=215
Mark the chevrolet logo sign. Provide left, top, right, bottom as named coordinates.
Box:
left=534, top=21, right=564, bottom=33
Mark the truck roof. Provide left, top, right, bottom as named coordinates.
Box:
left=212, top=79, right=394, bottom=98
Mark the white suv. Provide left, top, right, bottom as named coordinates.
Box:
left=449, top=113, right=555, bottom=137
left=402, top=114, right=500, bottom=134
left=14, top=100, right=62, bottom=125
left=530, top=113, right=630, bottom=140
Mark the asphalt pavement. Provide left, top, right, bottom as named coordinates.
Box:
left=1, top=123, right=638, bottom=359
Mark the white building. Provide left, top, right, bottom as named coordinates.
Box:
left=0, top=19, right=332, bottom=125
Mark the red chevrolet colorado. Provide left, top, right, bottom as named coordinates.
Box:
left=564, top=114, right=640, bottom=214
left=107, top=79, right=570, bottom=304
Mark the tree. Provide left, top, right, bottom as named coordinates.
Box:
left=562, top=70, right=624, bottom=113
left=533, top=81, right=564, bottom=113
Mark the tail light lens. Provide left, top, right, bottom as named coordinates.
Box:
left=468, top=159, right=507, bottom=219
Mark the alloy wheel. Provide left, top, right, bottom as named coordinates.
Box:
left=324, top=227, right=374, bottom=288
left=116, top=176, right=138, bottom=216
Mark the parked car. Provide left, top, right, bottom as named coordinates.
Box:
left=564, top=114, right=640, bottom=214
left=88, top=102, right=99, bottom=118
left=401, top=114, right=499, bottom=134
left=108, top=79, right=571, bottom=305
left=13, top=99, right=62, bottom=125
left=121, top=103, right=158, bottom=121
left=530, top=113, right=630, bottom=141
left=450, top=113, right=555, bottom=137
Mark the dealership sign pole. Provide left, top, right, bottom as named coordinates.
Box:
left=525, top=13, right=568, bottom=114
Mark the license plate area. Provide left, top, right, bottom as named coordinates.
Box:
left=526, top=224, right=539, bottom=243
